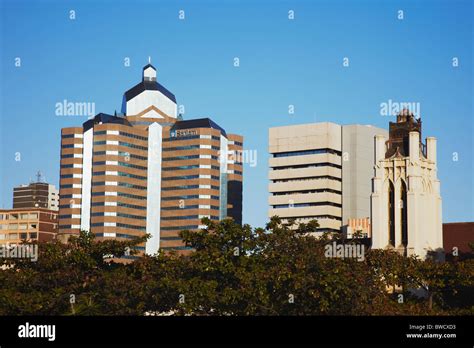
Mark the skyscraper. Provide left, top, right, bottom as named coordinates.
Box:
left=268, top=122, right=387, bottom=234
left=58, top=64, right=243, bottom=255
left=371, top=110, right=443, bottom=259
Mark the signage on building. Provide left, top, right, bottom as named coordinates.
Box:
left=175, top=129, right=197, bottom=137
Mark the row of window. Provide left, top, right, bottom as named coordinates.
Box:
left=272, top=189, right=342, bottom=196
left=162, top=204, right=220, bottom=210
left=163, top=145, right=220, bottom=151
left=90, top=191, right=146, bottom=200
left=163, top=155, right=219, bottom=161
left=165, top=135, right=221, bottom=142
left=92, top=181, right=147, bottom=190
left=162, top=195, right=220, bottom=202
left=91, top=212, right=146, bottom=220
left=162, top=165, right=220, bottom=171
left=281, top=215, right=342, bottom=221
left=90, top=222, right=145, bottom=231
left=92, top=171, right=147, bottom=181
left=161, top=225, right=199, bottom=231
left=162, top=215, right=219, bottom=221
left=91, top=201, right=146, bottom=210
left=162, top=175, right=220, bottom=181
left=0, top=232, right=38, bottom=240
left=273, top=148, right=341, bottom=158
left=93, top=151, right=148, bottom=161
left=272, top=202, right=342, bottom=209
left=94, top=130, right=148, bottom=141
left=160, top=236, right=183, bottom=241
left=0, top=213, right=38, bottom=220
left=93, top=141, right=147, bottom=151
left=93, top=161, right=147, bottom=171
left=162, top=185, right=220, bottom=191
left=272, top=175, right=342, bottom=183
left=0, top=223, right=38, bottom=230
left=61, top=154, right=79, bottom=159
left=271, top=162, right=342, bottom=170
left=95, top=232, right=142, bottom=239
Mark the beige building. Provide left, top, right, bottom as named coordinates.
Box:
left=0, top=208, right=58, bottom=245
left=371, top=111, right=443, bottom=259
left=268, top=122, right=387, bottom=234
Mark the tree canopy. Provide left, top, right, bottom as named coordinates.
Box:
left=0, top=217, right=472, bottom=315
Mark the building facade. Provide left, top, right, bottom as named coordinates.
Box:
left=58, top=64, right=243, bottom=255
left=443, top=222, right=474, bottom=258
left=371, top=110, right=443, bottom=259
left=13, top=181, right=59, bottom=211
left=268, top=122, right=387, bottom=234
left=0, top=208, right=58, bottom=245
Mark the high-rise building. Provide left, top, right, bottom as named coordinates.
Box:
left=371, top=110, right=443, bottom=259
left=13, top=175, right=59, bottom=211
left=58, top=64, right=243, bottom=255
left=268, top=122, right=387, bottom=234
left=0, top=208, right=58, bottom=245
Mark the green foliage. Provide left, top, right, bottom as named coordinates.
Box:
left=0, top=221, right=472, bottom=316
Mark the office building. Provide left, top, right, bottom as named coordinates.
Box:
left=268, top=122, right=387, bottom=234
left=371, top=110, right=443, bottom=259
left=0, top=208, right=58, bottom=245
left=58, top=64, right=243, bottom=255
left=13, top=175, right=59, bottom=211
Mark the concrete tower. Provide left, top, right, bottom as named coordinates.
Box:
left=371, top=110, right=443, bottom=259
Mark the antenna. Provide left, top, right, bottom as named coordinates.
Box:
left=36, top=170, right=44, bottom=183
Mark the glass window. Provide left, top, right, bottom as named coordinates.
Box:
left=9, top=233, right=18, bottom=240
left=20, top=233, right=27, bottom=240
left=19, top=224, right=27, bottom=230
left=8, top=224, right=17, bottom=230
left=0, top=224, right=8, bottom=230
left=29, top=232, right=38, bottom=239
left=0, top=234, right=5, bottom=240
left=10, top=214, right=18, bottom=220
left=28, top=213, right=38, bottom=219
left=29, top=224, right=38, bottom=230
left=20, top=213, right=29, bottom=220
left=0, top=214, right=5, bottom=220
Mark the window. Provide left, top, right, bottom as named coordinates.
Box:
left=29, top=224, right=38, bottom=230
left=8, top=224, right=17, bottom=230
left=29, top=213, right=38, bottom=219
left=273, top=148, right=341, bottom=158
left=30, top=232, right=38, bottom=239
left=19, top=224, right=27, bottom=230
left=20, top=233, right=27, bottom=240
left=9, top=233, right=18, bottom=240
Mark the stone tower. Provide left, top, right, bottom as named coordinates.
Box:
left=371, top=109, right=443, bottom=259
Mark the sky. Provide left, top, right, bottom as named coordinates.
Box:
left=0, top=0, right=473, bottom=228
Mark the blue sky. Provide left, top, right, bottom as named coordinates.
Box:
left=0, top=0, right=472, bottom=227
